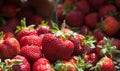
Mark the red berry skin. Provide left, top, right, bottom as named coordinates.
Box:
left=112, top=38, right=120, bottom=50
left=84, top=53, right=99, bottom=66
left=36, top=25, right=50, bottom=35
left=65, top=10, right=84, bottom=27
left=42, top=33, right=74, bottom=61
left=20, top=45, right=43, bottom=64
left=98, top=57, right=116, bottom=71
left=80, top=25, right=92, bottom=36
left=20, top=35, right=43, bottom=47
left=12, top=55, right=31, bottom=71
left=75, top=0, right=90, bottom=14
left=70, top=34, right=84, bottom=55
left=5, top=18, right=20, bottom=31
left=57, top=4, right=66, bottom=24
left=85, top=12, right=99, bottom=29
left=89, top=0, right=107, bottom=9
left=0, top=4, right=18, bottom=17
left=0, top=32, right=20, bottom=60
left=27, top=15, right=43, bottom=25
left=98, top=4, right=117, bottom=17
left=104, top=16, right=120, bottom=36
left=16, top=29, right=38, bottom=41
left=17, top=7, right=34, bottom=20
left=94, top=30, right=106, bottom=42
left=32, top=58, right=54, bottom=71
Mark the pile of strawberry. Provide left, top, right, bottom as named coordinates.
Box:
left=0, top=0, right=120, bottom=71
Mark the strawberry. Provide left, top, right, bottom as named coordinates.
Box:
left=42, top=33, right=74, bottom=61
left=80, top=25, right=92, bottom=36
left=98, top=4, right=117, bottom=18
left=0, top=4, right=19, bottom=17
left=65, top=10, right=84, bottom=27
left=0, top=58, right=22, bottom=71
left=17, top=7, right=34, bottom=20
left=84, top=53, right=99, bottom=66
left=16, top=18, right=38, bottom=41
left=0, top=32, right=20, bottom=60
left=112, top=38, right=120, bottom=50
left=75, top=0, right=90, bottom=14
left=89, top=0, right=107, bottom=9
left=20, top=45, right=43, bottom=64
left=96, top=37, right=119, bottom=58
left=12, top=55, right=31, bottom=71
left=85, top=12, right=99, bottom=29
left=20, top=35, right=43, bottom=47
left=90, top=56, right=116, bottom=71
left=81, top=35, right=96, bottom=54
left=54, top=60, right=76, bottom=71
left=35, top=20, right=51, bottom=35
left=27, top=15, right=43, bottom=25
left=5, top=18, right=20, bottom=31
left=103, top=16, right=120, bottom=36
left=42, top=23, right=74, bottom=61
left=70, top=56, right=92, bottom=71
left=69, top=34, right=85, bottom=55
left=94, top=30, right=106, bottom=42
left=32, top=58, right=54, bottom=71
left=57, top=4, right=66, bottom=25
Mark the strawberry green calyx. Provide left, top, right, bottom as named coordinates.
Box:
left=51, top=21, right=74, bottom=39
left=62, top=1, right=75, bottom=15
left=97, top=37, right=120, bottom=57
left=82, top=35, right=96, bottom=48
left=15, top=18, right=35, bottom=33
left=39, top=20, right=48, bottom=26
left=0, top=59, right=22, bottom=71
left=74, top=56, right=92, bottom=71
left=54, top=60, right=71, bottom=71
left=0, top=32, right=4, bottom=40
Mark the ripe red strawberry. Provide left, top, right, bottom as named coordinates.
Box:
left=54, top=60, right=76, bottom=71
left=85, top=12, right=99, bottom=29
left=80, top=25, right=92, bottom=36
left=42, top=33, right=74, bottom=61
left=35, top=20, right=51, bottom=35
left=57, top=4, right=66, bottom=22
left=103, top=16, right=120, bottom=36
left=17, top=7, right=34, bottom=19
left=69, top=56, right=92, bottom=71
left=0, top=4, right=18, bottom=17
left=0, top=26, right=15, bottom=33
left=69, top=34, right=84, bottom=55
left=112, top=38, right=120, bottom=50
left=20, top=35, right=43, bottom=47
left=75, top=0, right=90, bottom=14
left=89, top=0, right=107, bottom=9
left=12, top=55, right=31, bottom=71
left=65, top=10, right=84, bottom=27
left=20, top=45, right=43, bottom=64
left=84, top=53, right=99, bottom=66
left=90, top=56, right=116, bottom=71
left=32, top=58, right=54, bottom=71
left=98, top=4, right=117, bottom=17
left=96, top=37, right=119, bottom=58
left=27, top=15, right=43, bottom=25
left=0, top=32, right=20, bottom=60
left=94, top=30, right=106, bottom=42
left=16, top=18, right=38, bottom=41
